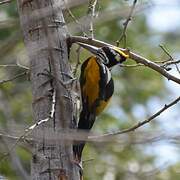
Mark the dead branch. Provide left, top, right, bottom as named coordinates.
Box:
left=69, top=36, right=180, bottom=84
left=0, top=71, right=27, bottom=85
left=89, top=96, right=180, bottom=139
left=160, top=44, right=180, bottom=74
left=87, top=0, right=98, bottom=38
left=68, top=3, right=150, bottom=35
left=117, top=0, right=138, bottom=47
left=0, top=0, right=11, bottom=5
left=163, top=59, right=180, bottom=66
left=63, top=0, right=87, bottom=36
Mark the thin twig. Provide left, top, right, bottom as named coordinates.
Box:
left=0, top=132, right=33, bottom=156
left=116, top=0, right=138, bottom=47
left=120, top=63, right=172, bottom=70
left=68, top=3, right=150, bottom=35
left=0, top=133, right=24, bottom=142
left=0, top=90, right=56, bottom=162
left=88, top=0, right=98, bottom=39
left=0, top=71, right=27, bottom=85
left=154, top=59, right=171, bottom=64
left=163, top=59, right=180, bottom=66
left=120, top=60, right=179, bottom=70
left=0, top=0, right=11, bottom=5
left=16, top=61, right=30, bottom=70
left=119, top=63, right=144, bottom=68
left=2, top=128, right=180, bottom=144
left=160, top=44, right=180, bottom=74
left=0, top=64, right=19, bottom=68
left=0, top=130, right=32, bottom=162
left=0, top=63, right=29, bottom=70
left=89, top=96, right=180, bottom=140
left=63, top=0, right=87, bottom=36
left=159, top=44, right=173, bottom=60
left=69, top=36, right=180, bottom=84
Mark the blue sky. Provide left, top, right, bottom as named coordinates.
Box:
left=147, top=0, right=180, bottom=32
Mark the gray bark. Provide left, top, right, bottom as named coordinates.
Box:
left=17, top=0, right=80, bottom=179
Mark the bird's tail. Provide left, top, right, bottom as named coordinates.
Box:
left=73, top=141, right=85, bottom=165
left=73, top=109, right=96, bottom=163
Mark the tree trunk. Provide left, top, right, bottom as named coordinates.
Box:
left=17, top=0, right=79, bottom=179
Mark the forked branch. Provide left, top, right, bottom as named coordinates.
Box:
left=69, top=36, right=180, bottom=84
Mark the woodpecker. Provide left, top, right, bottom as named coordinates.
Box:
left=73, top=43, right=129, bottom=164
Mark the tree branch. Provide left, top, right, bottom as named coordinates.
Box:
left=87, top=0, right=99, bottom=38
left=163, top=59, right=180, bottom=66
left=0, top=71, right=27, bottom=85
left=69, top=36, right=180, bottom=84
left=68, top=3, right=151, bottom=34
left=0, top=0, right=11, bottom=5
left=63, top=0, right=87, bottom=36
left=89, top=96, right=180, bottom=140
left=160, top=44, right=180, bottom=74
left=116, top=0, right=138, bottom=47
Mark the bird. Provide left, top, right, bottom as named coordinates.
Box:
left=73, top=43, right=129, bottom=165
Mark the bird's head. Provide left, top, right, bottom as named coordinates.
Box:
left=78, top=42, right=129, bottom=68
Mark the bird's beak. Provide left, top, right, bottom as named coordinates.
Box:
left=77, top=42, right=100, bottom=55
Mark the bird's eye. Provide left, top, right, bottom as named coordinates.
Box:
left=115, top=54, right=121, bottom=62
left=110, top=48, right=116, bottom=56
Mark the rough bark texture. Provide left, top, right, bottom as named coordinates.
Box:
left=17, top=0, right=79, bottom=179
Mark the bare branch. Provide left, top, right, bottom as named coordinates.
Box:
left=116, top=0, right=138, bottom=47
left=0, top=64, right=19, bottom=68
left=0, top=0, right=11, bottom=5
left=69, top=36, right=180, bottom=84
left=87, top=0, right=98, bottom=38
left=89, top=96, right=180, bottom=139
left=3, top=94, right=178, bottom=145
left=2, top=137, right=30, bottom=179
left=0, top=89, right=56, bottom=162
left=16, top=61, right=30, bottom=70
left=1, top=128, right=180, bottom=146
left=68, top=3, right=151, bottom=34
left=63, top=0, right=87, bottom=36
left=120, top=62, right=169, bottom=71
left=0, top=131, right=31, bottom=163
left=154, top=59, right=180, bottom=66
left=0, top=63, right=29, bottom=70
left=163, top=59, right=180, bottom=66
left=0, top=71, right=27, bottom=85
left=0, top=133, right=22, bottom=142
left=159, top=44, right=173, bottom=60
left=160, top=44, right=180, bottom=74
left=119, top=63, right=144, bottom=68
